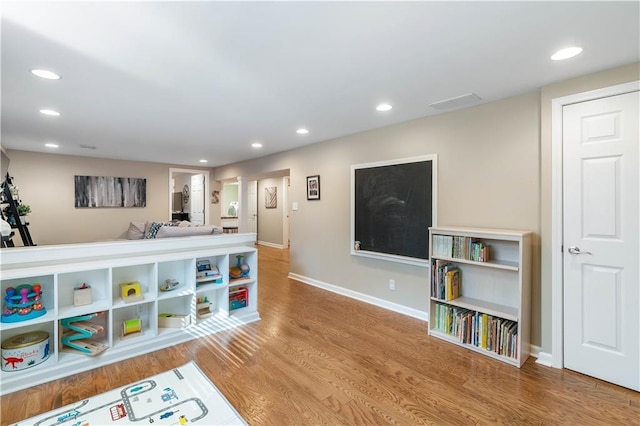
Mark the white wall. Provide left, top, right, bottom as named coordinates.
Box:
left=4, top=150, right=214, bottom=245
left=215, top=63, right=640, bottom=354
left=217, top=91, right=541, bottom=332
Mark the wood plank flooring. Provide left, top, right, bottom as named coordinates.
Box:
left=2, top=245, right=638, bottom=425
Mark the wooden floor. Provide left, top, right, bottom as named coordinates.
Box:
left=2, top=245, right=638, bottom=425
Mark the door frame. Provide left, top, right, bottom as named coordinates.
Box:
left=283, top=176, right=290, bottom=249
left=550, top=80, right=639, bottom=369
left=168, top=168, right=210, bottom=225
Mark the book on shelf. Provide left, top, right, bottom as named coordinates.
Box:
left=445, top=269, right=460, bottom=301
left=431, top=259, right=460, bottom=301
left=432, top=302, right=518, bottom=359
left=432, top=233, right=490, bottom=262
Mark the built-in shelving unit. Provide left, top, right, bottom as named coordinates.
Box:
left=0, top=234, right=258, bottom=395
left=428, top=226, right=531, bottom=367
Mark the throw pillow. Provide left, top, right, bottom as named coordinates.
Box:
left=156, top=225, right=215, bottom=238
left=127, top=221, right=146, bottom=239
left=144, top=221, right=178, bottom=239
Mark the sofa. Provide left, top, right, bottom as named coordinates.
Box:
left=127, top=220, right=223, bottom=240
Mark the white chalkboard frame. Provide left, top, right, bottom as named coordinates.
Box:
left=350, top=154, right=437, bottom=267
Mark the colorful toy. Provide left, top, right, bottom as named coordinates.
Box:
left=229, top=255, right=250, bottom=280
left=1, top=283, right=47, bottom=323
left=160, top=278, right=180, bottom=292
left=120, top=281, right=144, bottom=303
left=229, top=287, right=248, bottom=311
left=60, top=312, right=108, bottom=356
left=122, top=318, right=142, bottom=338
left=196, top=296, right=213, bottom=319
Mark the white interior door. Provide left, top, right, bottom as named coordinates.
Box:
left=190, top=174, right=205, bottom=225
left=562, top=91, right=639, bottom=390
left=248, top=180, right=258, bottom=234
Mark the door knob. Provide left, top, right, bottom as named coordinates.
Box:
left=568, top=246, right=592, bottom=255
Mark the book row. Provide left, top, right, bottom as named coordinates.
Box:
left=432, top=235, right=490, bottom=262
left=433, top=303, right=518, bottom=359
left=430, top=259, right=460, bottom=301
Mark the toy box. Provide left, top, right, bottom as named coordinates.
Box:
left=158, top=313, right=191, bottom=328
left=73, top=284, right=92, bottom=306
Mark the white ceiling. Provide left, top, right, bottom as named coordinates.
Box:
left=2, top=1, right=639, bottom=168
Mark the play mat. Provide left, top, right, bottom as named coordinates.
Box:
left=11, top=361, right=247, bottom=425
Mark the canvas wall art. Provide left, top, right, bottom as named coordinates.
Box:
left=75, top=176, right=147, bottom=208
left=265, top=186, right=277, bottom=209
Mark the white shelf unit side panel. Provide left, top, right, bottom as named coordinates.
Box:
left=518, top=232, right=532, bottom=364
left=428, top=226, right=531, bottom=367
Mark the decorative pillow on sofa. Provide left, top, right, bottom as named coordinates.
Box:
left=155, top=225, right=215, bottom=238
left=145, top=221, right=178, bottom=239
left=127, top=221, right=147, bottom=239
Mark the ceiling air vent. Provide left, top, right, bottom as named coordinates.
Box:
left=430, top=93, right=482, bottom=110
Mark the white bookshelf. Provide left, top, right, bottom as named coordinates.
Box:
left=428, top=226, right=531, bottom=367
left=0, top=234, right=259, bottom=395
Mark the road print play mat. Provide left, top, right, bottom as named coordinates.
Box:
left=12, top=361, right=247, bottom=425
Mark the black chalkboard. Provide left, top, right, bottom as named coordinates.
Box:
left=352, top=157, right=435, bottom=262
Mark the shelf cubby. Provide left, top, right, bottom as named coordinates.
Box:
left=58, top=268, right=110, bottom=318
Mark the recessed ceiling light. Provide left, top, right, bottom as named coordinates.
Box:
left=31, top=69, right=61, bottom=80
left=252, top=142, right=263, bottom=148
left=296, top=128, right=309, bottom=135
left=551, top=46, right=583, bottom=61
left=45, top=143, right=59, bottom=148
left=39, top=109, right=60, bottom=116
left=376, top=103, right=393, bottom=112
left=199, top=159, right=208, bottom=163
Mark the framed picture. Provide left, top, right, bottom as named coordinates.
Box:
left=350, top=154, right=437, bottom=266
left=307, top=175, right=320, bottom=200
left=265, top=186, right=277, bottom=208
left=75, top=175, right=146, bottom=208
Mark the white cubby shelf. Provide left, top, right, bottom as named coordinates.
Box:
left=428, top=226, right=531, bottom=367
left=0, top=233, right=258, bottom=395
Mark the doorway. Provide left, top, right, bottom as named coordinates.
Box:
left=551, top=81, right=639, bottom=391
left=169, top=168, right=210, bottom=225
left=224, top=171, right=289, bottom=246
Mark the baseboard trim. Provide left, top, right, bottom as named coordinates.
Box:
left=534, top=351, right=554, bottom=367
left=257, top=241, right=284, bottom=249
left=288, top=273, right=428, bottom=322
